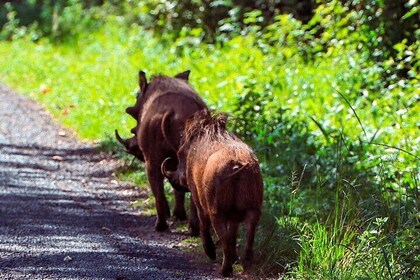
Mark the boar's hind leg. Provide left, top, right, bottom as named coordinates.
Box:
left=188, top=198, right=200, bottom=237
left=242, top=209, right=260, bottom=272
left=228, top=222, right=239, bottom=263
left=146, top=163, right=170, bottom=231
left=197, top=208, right=216, bottom=260
left=172, top=189, right=187, bottom=221
left=212, top=217, right=236, bottom=277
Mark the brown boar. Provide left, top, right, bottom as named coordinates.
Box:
left=115, top=70, right=206, bottom=233
left=162, top=110, right=263, bottom=277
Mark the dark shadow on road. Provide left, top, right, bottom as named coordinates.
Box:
left=0, top=142, right=210, bottom=279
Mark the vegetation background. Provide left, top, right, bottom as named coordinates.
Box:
left=0, top=0, right=418, bottom=278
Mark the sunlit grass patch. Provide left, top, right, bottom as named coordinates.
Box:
left=175, top=223, right=189, bottom=233
left=179, top=236, right=204, bottom=259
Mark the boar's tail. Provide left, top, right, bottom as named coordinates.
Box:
left=220, top=162, right=249, bottom=182
left=161, top=111, right=177, bottom=152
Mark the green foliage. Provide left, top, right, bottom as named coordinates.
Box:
left=111, top=0, right=315, bottom=42
left=0, top=0, right=104, bottom=41
left=0, top=1, right=419, bottom=278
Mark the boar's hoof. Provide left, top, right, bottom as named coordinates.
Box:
left=242, top=257, right=253, bottom=273
left=188, top=224, right=200, bottom=237
left=188, top=214, right=200, bottom=237
left=204, top=240, right=216, bottom=260
left=155, top=219, right=169, bottom=232
left=221, top=266, right=233, bottom=278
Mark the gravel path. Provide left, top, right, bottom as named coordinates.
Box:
left=0, top=85, right=219, bottom=279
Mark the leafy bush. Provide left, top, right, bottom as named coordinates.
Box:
left=0, top=0, right=103, bottom=41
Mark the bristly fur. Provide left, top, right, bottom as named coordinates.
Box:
left=182, top=109, right=236, bottom=146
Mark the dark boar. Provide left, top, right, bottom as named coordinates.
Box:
left=115, top=70, right=206, bottom=233
left=162, top=110, right=263, bottom=277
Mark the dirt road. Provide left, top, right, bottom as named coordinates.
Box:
left=0, top=85, right=218, bottom=279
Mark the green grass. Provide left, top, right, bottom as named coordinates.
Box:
left=3, top=17, right=415, bottom=143
left=0, top=16, right=419, bottom=279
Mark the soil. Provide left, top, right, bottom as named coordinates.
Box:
left=0, top=85, right=222, bottom=279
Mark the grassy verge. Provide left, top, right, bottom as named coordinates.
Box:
left=0, top=17, right=418, bottom=279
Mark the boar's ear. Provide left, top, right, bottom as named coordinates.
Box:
left=174, top=70, right=191, bottom=81
left=126, top=106, right=138, bottom=118
left=139, top=70, right=147, bottom=93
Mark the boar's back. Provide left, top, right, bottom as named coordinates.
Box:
left=138, top=91, right=206, bottom=157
